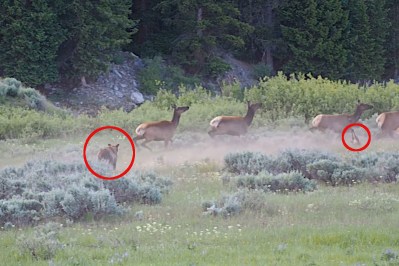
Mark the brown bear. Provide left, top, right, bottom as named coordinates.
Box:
left=97, top=144, right=119, bottom=170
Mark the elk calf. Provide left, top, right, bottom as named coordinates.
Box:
left=97, top=144, right=119, bottom=170
left=208, top=102, right=262, bottom=137
left=376, top=111, right=399, bottom=138
left=133, top=105, right=189, bottom=151
left=310, top=101, right=373, bottom=144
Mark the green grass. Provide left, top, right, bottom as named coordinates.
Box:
left=1, top=109, right=399, bottom=265
left=1, top=154, right=399, bottom=265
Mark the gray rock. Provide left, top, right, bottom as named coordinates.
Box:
left=113, top=69, right=123, bottom=78
left=115, top=91, right=124, bottom=98
left=130, top=91, right=144, bottom=104
left=113, top=85, right=119, bottom=91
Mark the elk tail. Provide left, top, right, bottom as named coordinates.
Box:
left=376, top=113, right=385, bottom=129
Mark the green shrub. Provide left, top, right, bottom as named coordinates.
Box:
left=0, top=78, right=22, bottom=97
left=0, top=160, right=172, bottom=226
left=245, top=72, right=399, bottom=122
left=275, top=149, right=339, bottom=179
left=202, top=189, right=276, bottom=217
left=307, top=160, right=367, bottom=186
left=224, top=152, right=273, bottom=175
left=17, top=222, right=62, bottom=260
left=236, top=171, right=317, bottom=193
left=138, top=56, right=200, bottom=94
left=205, top=57, right=231, bottom=78
left=224, top=150, right=398, bottom=186
left=252, top=63, right=272, bottom=80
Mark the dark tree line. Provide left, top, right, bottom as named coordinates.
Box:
left=0, top=0, right=398, bottom=87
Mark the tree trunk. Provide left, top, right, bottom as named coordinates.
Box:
left=197, top=7, right=203, bottom=38
left=264, top=1, right=274, bottom=74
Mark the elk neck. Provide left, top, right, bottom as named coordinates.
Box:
left=244, top=107, right=256, bottom=126
left=171, top=110, right=182, bottom=127
left=350, top=105, right=364, bottom=122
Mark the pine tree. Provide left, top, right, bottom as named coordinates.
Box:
left=154, top=0, right=253, bottom=76
left=0, top=0, right=66, bottom=86
left=366, top=0, right=390, bottom=80
left=235, top=0, right=282, bottom=73
left=57, top=0, right=135, bottom=83
left=385, top=0, right=399, bottom=79
left=345, top=0, right=389, bottom=81
left=280, top=0, right=349, bottom=79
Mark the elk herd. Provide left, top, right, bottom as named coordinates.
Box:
left=98, top=100, right=399, bottom=170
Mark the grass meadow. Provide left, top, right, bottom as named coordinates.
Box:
left=1, top=76, right=399, bottom=265
left=0, top=123, right=399, bottom=266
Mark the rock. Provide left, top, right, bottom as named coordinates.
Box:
left=134, top=210, right=144, bottom=220
left=124, top=103, right=137, bottom=112
left=115, top=91, right=124, bottom=98
left=120, top=83, right=128, bottom=88
left=130, top=91, right=144, bottom=104
left=113, top=69, right=123, bottom=78
left=113, top=85, right=119, bottom=91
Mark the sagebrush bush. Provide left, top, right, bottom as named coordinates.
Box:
left=0, top=160, right=172, bottom=226
left=236, top=171, right=317, bottom=193
left=17, top=222, right=62, bottom=260
left=224, top=150, right=399, bottom=186
left=224, top=152, right=273, bottom=175
left=202, top=189, right=275, bottom=217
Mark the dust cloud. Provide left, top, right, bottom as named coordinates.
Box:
left=127, top=129, right=362, bottom=171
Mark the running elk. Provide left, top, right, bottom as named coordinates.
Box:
left=208, top=101, right=262, bottom=138
left=133, top=105, right=190, bottom=150
left=310, top=101, right=373, bottom=144
left=97, top=144, right=119, bottom=170
left=376, top=111, right=399, bottom=138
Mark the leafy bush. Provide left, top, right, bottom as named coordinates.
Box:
left=236, top=171, right=317, bottom=193
left=245, top=72, right=399, bottom=122
left=202, top=189, right=275, bottom=217
left=17, top=222, right=62, bottom=260
left=252, top=63, right=272, bottom=80
left=275, top=149, right=338, bottom=179
left=224, top=150, right=399, bottom=186
left=137, top=56, right=200, bottom=94
left=0, top=78, right=22, bottom=97
left=205, top=57, right=231, bottom=79
left=0, top=78, right=58, bottom=112
left=224, top=152, right=273, bottom=175
left=0, top=160, right=172, bottom=226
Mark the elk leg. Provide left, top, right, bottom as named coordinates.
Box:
left=141, top=140, right=152, bottom=151
left=351, top=128, right=360, bottom=145
left=208, top=129, right=218, bottom=138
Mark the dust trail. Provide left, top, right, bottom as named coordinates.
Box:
left=128, top=129, right=353, bottom=170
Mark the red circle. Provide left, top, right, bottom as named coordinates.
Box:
left=83, top=126, right=136, bottom=180
left=341, top=123, right=371, bottom=152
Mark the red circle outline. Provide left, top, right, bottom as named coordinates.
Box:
left=341, top=123, right=371, bottom=152
left=83, top=126, right=136, bottom=180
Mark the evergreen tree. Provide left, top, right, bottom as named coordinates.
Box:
left=0, top=0, right=66, bottom=86
left=280, top=0, right=349, bottom=79
left=154, top=0, right=253, bottom=76
left=57, top=0, right=135, bottom=83
left=366, top=0, right=389, bottom=79
left=385, top=0, right=399, bottom=79
left=345, top=0, right=389, bottom=81
left=235, top=0, right=283, bottom=73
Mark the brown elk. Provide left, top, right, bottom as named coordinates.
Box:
left=97, top=144, right=119, bottom=170
left=310, top=101, right=373, bottom=144
left=208, top=101, right=262, bottom=138
left=376, top=111, right=399, bottom=138
left=133, top=105, right=190, bottom=150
